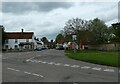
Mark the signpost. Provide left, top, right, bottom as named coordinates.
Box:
left=72, top=34, right=77, bottom=53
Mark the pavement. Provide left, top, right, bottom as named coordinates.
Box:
left=2, top=49, right=119, bottom=83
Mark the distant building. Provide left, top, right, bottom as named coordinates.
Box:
left=3, top=29, right=36, bottom=51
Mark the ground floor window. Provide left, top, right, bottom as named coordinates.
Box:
left=5, top=45, right=8, bottom=49
left=14, top=45, right=18, bottom=49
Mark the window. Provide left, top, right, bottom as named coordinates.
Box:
left=26, top=39, right=29, bottom=42
left=15, top=39, right=18, bottom=43
left=6, top=39, right=8, bottom=43
left=14, top=45, right=18, bottom=49
left=25, top=45, right=29, bottom=49
left=5, top=45, right=8, bottom=49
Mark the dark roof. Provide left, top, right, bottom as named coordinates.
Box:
left=5, top=32, right=34, bottom=39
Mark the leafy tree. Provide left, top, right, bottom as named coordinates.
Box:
left=111, top=23, right=120, bottom=42
left=88, top=18, right=110, bottom=44
left=63, top=18, right=90, bottom=45
left=41, top=37, right=49, bottom=45
left=64, top=18, right=89, bottom=35
left=55, top=34, right=64, bottom=44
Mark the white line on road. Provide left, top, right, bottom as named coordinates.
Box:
left=26, top=57, right=35, bottom=62
left=32, top=73, right=44, bottom=77
left=92, top=67, right=101, bottom=71
left=103, top=69, right=115, bottom=72
left=81, top=66, right=90, bottom=69
left=41, top=61, right=47, bottom=64
left=24, top=71, right=31, bottom=74
left=48, top=62, right=55, bottom=65
left=7, top=68, right=20, bottom=72
left=54, top=63, right=61, bottom=66
left=71, top=65, right=80, bottom=68
left=64, top=64, right=70, bottom=67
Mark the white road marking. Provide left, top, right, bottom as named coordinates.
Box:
left=7, top=68, right=20, bottom=72
left=48, top=62, right=55, bottom=65
left=34, top=60, right=40, bottom=63
left=103, top=69, right=115, bottom=72
left=38, top=60, right=42, bottom=63
left=32, top=73, right=44, bottom=77
left=54, top=63, right=61, bottom=66
left=7, top=67, right=44, bottom=78
left=92, top=67, right=101, bottom=71
left=64, top=64, right=70, bottom=67
left=26, top=57, right=35, bottom=62
left=30, top=60, right=35, bottom=62
left=81, top=66, right=90, bottom=69
left=71, top=65, right=80, bottom=68
left=41, top=61, right=47, bottom=64
left=32, top=73, right=40, bottom=76
left=24, top=71, right=31, bottom=74
left=27, top=59, right=117, bottom=73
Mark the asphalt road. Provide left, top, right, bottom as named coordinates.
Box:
left=2, top=49, right=119, bottom=83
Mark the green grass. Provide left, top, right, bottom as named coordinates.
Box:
left=65, top=50, right=119, bottom=67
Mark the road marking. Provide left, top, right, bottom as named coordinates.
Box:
left=32, top=73, right=40, bottom=76
left=64, top=64, right=70, bottom=67
left=24, top=71, right=31, bottom=74
left=7, top=68, right=20, bottom=72
left=92, top=67, right=101, bottom=71
left=30, top=60, right=35, bottom=62
left=34, top=60, right=40, bottom=63
left=54, top=63, right=61, bottom=66
left=71, top=65, right=80, bottom=68
left=81, top=66, right=90, bottom=69
left=48, top=62, right=55, bottom=65
left=7, top=67, right=44, bottom=78
left=38, top=60, right=42, bottom=63
left=27, top=59, right=116, bottom=73
left=103, top=69, right=115, bottom=72
left=26, top=57, right=35, bottom=62
left=41, top=61, right=47, bottom=64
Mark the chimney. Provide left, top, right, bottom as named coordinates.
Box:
left=21, top=29, right=24, bottom=32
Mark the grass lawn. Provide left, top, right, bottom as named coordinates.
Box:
left=65, top=50, right=119, bottom=67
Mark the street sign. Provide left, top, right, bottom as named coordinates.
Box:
left=72, top=34, right=77, bottom=41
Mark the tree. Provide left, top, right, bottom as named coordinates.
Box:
left=64, top=18, right=89, bottom=35
left=63, top=18, right=90, bottom=45
left=111, top=23, right=120, bottom=42
left=55, top=34, right=64, bottom=44
left=88, top=18, right=110, bottom=44
left=41, top=37, right=49, bottom=45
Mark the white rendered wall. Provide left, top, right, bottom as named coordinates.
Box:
left=4, top=39, right=33, bottom=49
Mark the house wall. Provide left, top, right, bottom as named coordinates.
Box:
left=88, top=44, right=120, bottom=51
left=4, top=39, right=33, bottom=49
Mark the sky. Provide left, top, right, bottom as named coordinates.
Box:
left=1, top=1, right=119, bottom=41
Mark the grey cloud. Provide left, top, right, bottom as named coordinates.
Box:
left=2, top=2, right=73, bottom=14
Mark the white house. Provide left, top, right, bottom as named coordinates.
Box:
left=4, top=29, right=36, bottom=50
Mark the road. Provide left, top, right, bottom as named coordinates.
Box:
left=2, top=49, right=119, bottom=83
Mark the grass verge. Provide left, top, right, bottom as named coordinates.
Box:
left=65, top=50, right=119, bottom=67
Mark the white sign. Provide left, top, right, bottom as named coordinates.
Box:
left=72, top=35, right=77, bottom=41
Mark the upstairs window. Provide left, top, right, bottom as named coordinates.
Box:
left=6, top=39, right=8, bottom=43
left=15, top=39, right=18, bottom=43
left=26, top=39, right=29, bottom=42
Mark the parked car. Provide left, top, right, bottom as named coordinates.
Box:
left=56, top=45, right=64, bottom=50
left=35, top=47, right=42, bottom=51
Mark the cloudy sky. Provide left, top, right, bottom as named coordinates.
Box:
left=1, top=1, right=119, bottom=40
